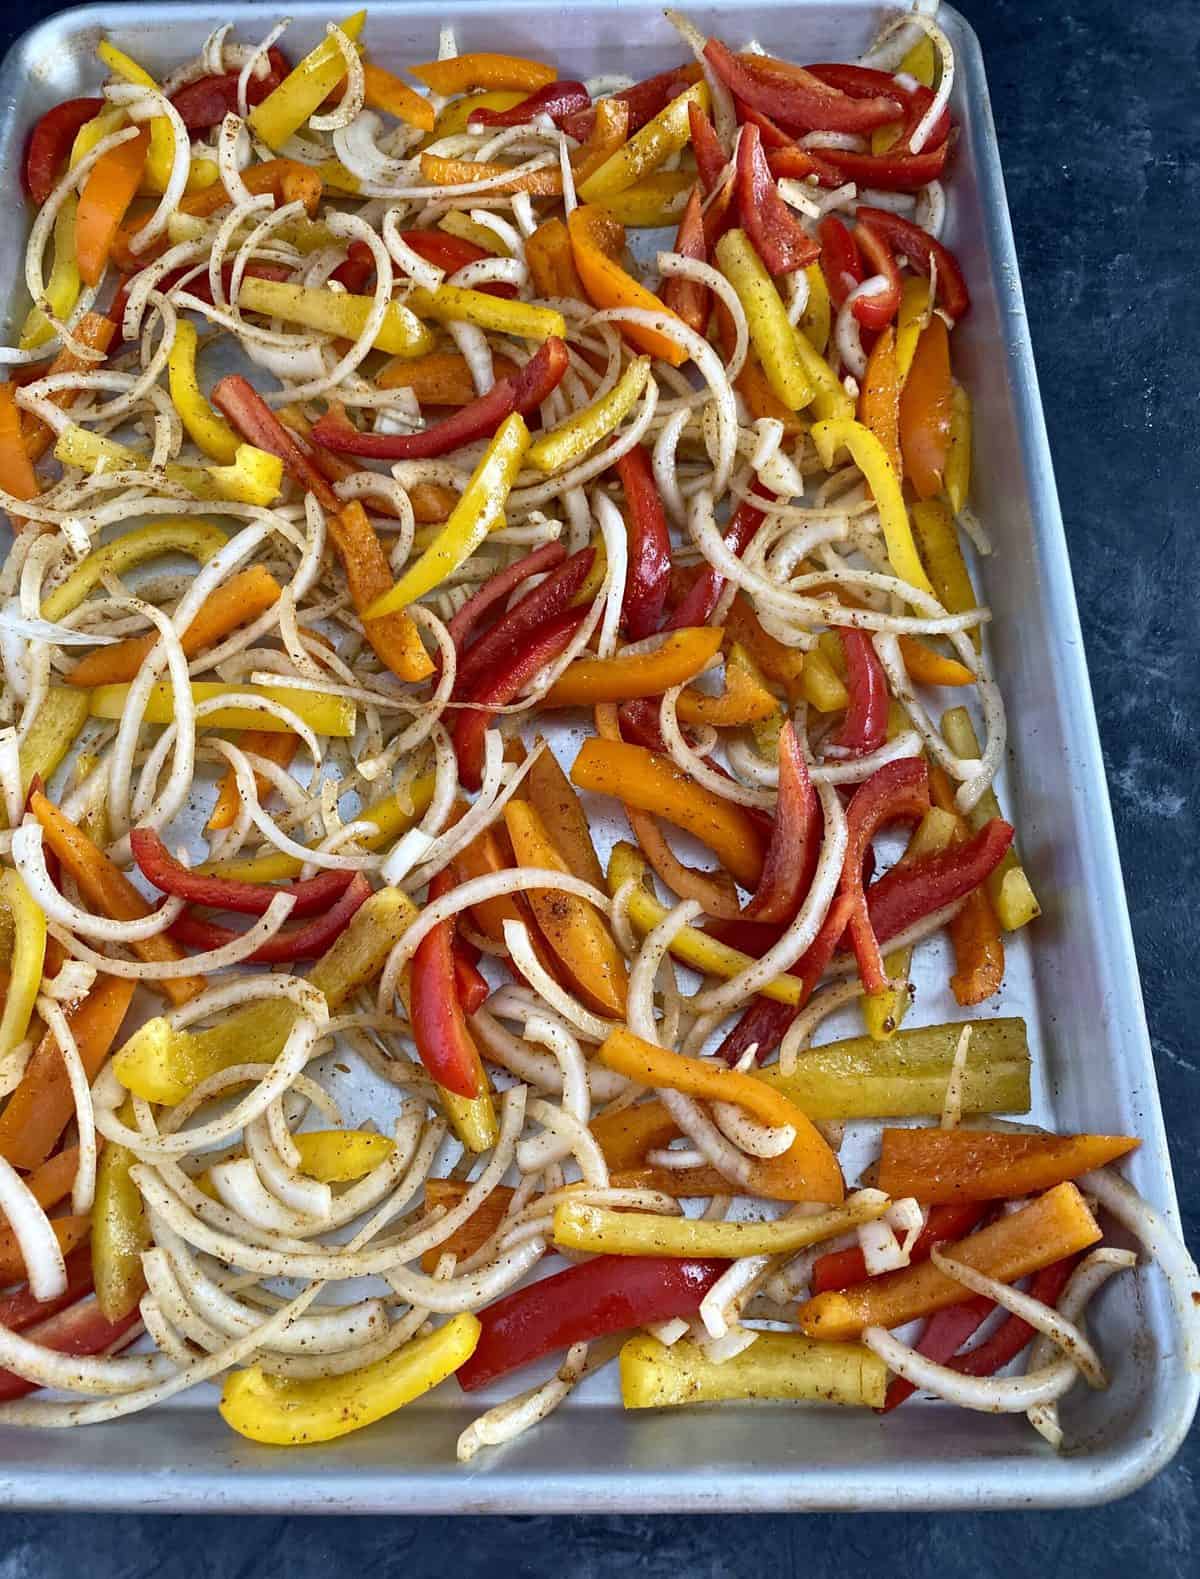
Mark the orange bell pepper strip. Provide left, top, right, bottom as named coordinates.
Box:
left=858, top=324, right=902, bottom=481
left=21, top=313, right=115, bottom=463
left=899, top=314, right=953, bottom=499
left=896, top=635, right=975, bottom=688
left=19, top=1145, right=87, bottom=1214
left=796, top=1183, right=1103, bottom=1339
left=361, top=61, right=435, bottom=131
left=207, top=729, right=300, bottom=833
left=419, top=1179, right=516, bottom=1272
left=0, top=1216, right=90, bottom=1285
left=418, top=153, right=563, bottom=196
left=676, top=642, right=778, bottom=727
left=0, top=976, right=136, bottom=1169
left=75, top=127, right=149, bottom=286
left=723, top=593, right=806, bottom=696
left=567, top=204, right=689, bottom=366
left=180, top=157, right=322, bottom=219
left=329, top=501, right=434, bottom=683
left=526, top=217, right=586, bottom=300
left=571, top=738, right=766, bottom=890
left=572, top=98, right=631, bottom=186
left=598, top=1029, right=845, bottom=1205
left=29, top=791, right=205, bottom=1006
left=589, top=1102, right=732, bottom=1197
left=503, top=800, right=627, bottom=1017
left=453, top=822, right=568, bottom=988
left=409, top=53, right=556, bottom=95
left=928, top=761, right=1005, bottom=1004
left=524, top=745, right=605, bottom=889
left=377, top=349, right=519, bottom=404
left=877, top=1128, right=1139, bottom=1206
left=0, top=384, right=39, bottom=528
left=544, top=627, right=724, bottom=707
left=68, top=565, right=281, bottom=688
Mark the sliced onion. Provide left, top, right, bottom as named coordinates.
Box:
left=0, top=1154, right=67, bottom=1300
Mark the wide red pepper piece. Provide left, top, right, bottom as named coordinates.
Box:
left=169, top=48, right=290, bottom=132
left=168, top=872, right=372, bottom=964
left=615, top=445, right=672, bottom=640
left=454, top=547, right=595, bottom=700
left=452, top=607, right=587, bottom=789
left=817, top=215, right=864, bottom=311
left=0, top=1297, right=143, bottom=1403
left=456, top=1252, right=728, bottom=1391
left=840, top=757, right=931, bottom=994
left=855, top=206, right=971, bottom=320
left=310, top=335, right=569, bottom=461
left=810, top=142, right=948, bottom=194
left=849, top=218, right=903, bottom=329
left=765, top=144, right=844, bottom=190
left=735, top=123, right=820, bottom=276
left=664, top=490, right=772, bottom=631
left=470, top=80, right=591, bottom=128
left=826, top=629, right=889, bottom=755
left=705, top=40, right=901, bottom=135
left=409, top=865, right=486, bottom=1099
left=805, top=63, right=951, bottom=150
left=210, top=373, right=340, bottom=509
left=560, top=65, right=700, bottom=142
left=130, top=827, right=355, bottom=917
left=23, top=98, right=104, bottom=205
left=743, top=722, right=820, bottom=924
left=659, top=186, right=710, bottom=338
left=0, top=1246, right=95, bottom=1335
left=864, top=816, right=1014, bottom=944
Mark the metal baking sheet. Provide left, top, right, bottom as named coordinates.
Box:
left=0, top=0, right=1194, bottom=1513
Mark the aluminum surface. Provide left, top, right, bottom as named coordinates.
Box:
left=0, top=0, right=1193, bottom=1513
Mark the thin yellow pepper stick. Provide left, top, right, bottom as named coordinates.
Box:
left=42, top=519, right=227, bottom=621
left=578, top=80, right=710, bottom=201
left=404, top=284, right=565, bottom=343
left=810, top=416, right=936, bottom=597
left=17, top=686, right=90, bottom=792
left=790, top=326, right=854, bottom=421
left=97, top=41, right=218, bottom=193
left=0, top=870, right=47, bottom=1058
left=92, top=1097, right=150, bottom=1320
left=88, top=681, right=356, bottom=737
left=236, top=276, right=433, bottom=358
left=941, top=706, right=1041, bottom=930
left=715, top=228, right=813, bottom=411
left=944, top=384, right=973, bottom=514
left=798, top=261, right=831, bottom=354
left=895, top=277, right=931, bottom=381
left=621, top=1332, right=886, bottom=1410
left=53, top=425, right=283, bottom=506
left=167, top=322, right=240, bottom=462
left=526, top=356, right=650, bottom=472
left=908, top=497, right=981, bottom=651
left=20, top=199, right=80, bottom=350
left=248, top=9, right=368, bottom=150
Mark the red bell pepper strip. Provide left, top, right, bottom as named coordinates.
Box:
left=453, top=953, right=490, bottom=1017
left=452, top=607, right=587, bottom=790
left=766, top=144, right=845, bottom=189
left=742, top=722, right=820, bottom=924
left=850, top=217, right=903, bottom=329
left=855, top=206, right=971, bottom=320
left=210, top=373, right=339, bottom=509
left=812, top=1201, right=988, bottom=1294
left=446, top=542, right=567, bottom=653
left=169, top=48, right=290, bottom=132
left=735, top=101, right=797, bottom=152
left=454, top=548, right=595, bottom=701
left=735, top=123, right=820, bottom=276
left=23, top=97, right=104, bottom=204
left=817, top=214, right=863, bottom=311
left=839, top=758, right=932, bottom=994
left=397, top=230, right=518, bottom=298
left=0, top=1297, right=143, bottom=1403
left=705, top=41, right=902, bottom=135
left=330, top=239, right=375, bottom=293
left=659, top=186, right=710, bottom=338
left=168, top=872, right=372, bottom=964
left=881, top=1294, right=995, bottom=1412
left=0, top=1246, right=95, bottom=1335
left=948, top=1256, right=1079, bottom=1377
left=469, top=80, right=591, bottom=129
left=827, top=629, right=889, bottom=755
left=560, top=65, right=700, bottom=142
left=805, top=64, right=951, bottom=150
left=812, top=142, right=949, bottom=194
left=863, top=817, right=1015, bottom=948
left=130, top=828, right=355, bottom=917
left=456, top=1252, right=727, bottom=1391
left=689, top=101, right=730, bottom=194
left=310, top=335, right=569, bottom=461
left=664, top=491, right=771, bottom=631
left=409, top=868, right=485, bottom=1100
left=617, top=697, right=670, bottom=754
left=615, top=445, right=672, bottom=640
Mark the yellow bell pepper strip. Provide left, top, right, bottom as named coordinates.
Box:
left=69, top=102, right=125, bottom=168
left=810, top=417, right=936, bottom=598
left=88, top=680, right=356, bottom=738
left=877, top=1127, right=1139, bottom=1207
left=544, top=627, right=724, bottom=708
left=97, top=41, right=217, bottom=194
left=755, top=1015, right=1031, bottom=1121
left=572, top=738, right=766, bottom=889
left=16, top=686, right=89, bottom=794
left=799, top=644, right=849, bottom=712
left=503, top=800, right=627, bottom=1017
left=796, top=1183, right=1103, bottom=1340
left=676, top=643, right=778, bottom=728
left=592, top=173, right=693, bottom=228
left=909, top=497, right=981, bottom=651
left=91, top=1097, right=150, bottom=1321
left=364, top=413, right=530, bottom=619
left=799, top=260, right=832, bottom=354
left=236, top=276, right=433, bottom=359
left=554, top=1191, right=886, bottom=1260
left=567, top=205, right=689, bottom=366
left=895, top=276, right=931, bottom=381
left=577, top=81, right=710, bottom=201
left=360, top=61, right=435, bottom=130
left=432, top=89, right=526, bottom=139
left=940, top=707, right=1041, bottom=930
left=404, top=284, right=564, bottom=343
left=525, top=744, right=605, bottom=890
left=791, top=325, right=854, bottom=422
left=53, top=425, right=284, bottom=507
left=606, top=841, right=804, bottom=1007
left=19, top=198, right=80, bottom=351
left=0, top=871, right=46, bottom=1059
left=409, top=53, right=555, bottom=95
left=41, top=519, right=227, bottom=622
left=167, top=321, right=239, bottom=463
left=0, top=384, right=40, bottom=517
left=30, top=790, right=206, bottom=1007
left=620, top=1331, right=886, bottom=1411
left=598, top=1028, right=845, bottom=1205
left=901, top=33, right=939, bottom=86
left=944, top=383, right=973, bottom=514
left=207, top=729, right=299, bottom=833
left=330, top=502, right=434, bottom=683
left=417, top=152, right=564, bottom=198
left=714, top=228, right=813, bottom=411
left=115, top=886, right=417, bottom=1103
left=220, top=1311, right=481, bottom=1446
left=21, top=313, right=116, bottom=464
left=293, top=1129, right=394, bottom=1183
left=248, top=9, right=367, bottom=149
left=858, top=324, right=902, bottom=480
left=75, top=126, right=149, bottom=286
left=526, top=355, right=650, bottom=474
left=68, top=565, right=282, bottom=689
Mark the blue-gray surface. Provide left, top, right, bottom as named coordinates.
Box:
left=0, top=0, right=1195, bottom=1570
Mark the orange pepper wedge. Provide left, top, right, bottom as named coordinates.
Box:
left=526, top=216, right=587, bottom=299
left=899, top=315, right=953, bottom=499
left=676, top=642, right=779, bottom=727
left=597, top=1029, right=845, bottom=1205
left=544, top=627, right=723, bottom=707
left=567, top=204, right=690, bottom=366
left=180, top=157, right=322, bottom=219
left=572, top=98, right=630, bottom=185
left=0, top=1216, right=90, bottom=1284
left=362, top=61, right=436, bottom=130
left=858, top=324, right=902, bottom=481
left=419, top=1179, right=516, bottom=1271
left=928, top=761, right=1006, bottom=1004
left=896, top=634, right=975, bottom=688
left=418, top=153, right=563, bottom=196
left=22, top=312, right=116, bottom=462
left=408, top=53, right=556, bottom=95
left=876, top=1127, right=1139, bottom=1205
left=0, top=384, right=39, bottom=524
left=377, top=349, right=519, bottom=403
left=570, top=737, right=766, bottom=889
left=207, top=729, right=299, bottom=833
left=75, top=127, right=149, bottom=286
left=329, top=501, right=434, bottom=682
left=524, top=744, right=605, bottom=889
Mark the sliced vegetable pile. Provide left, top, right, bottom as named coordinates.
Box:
left=0, top=2, right=1195, bottom=1460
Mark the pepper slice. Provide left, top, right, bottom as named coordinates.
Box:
left=851, top=217, right=903, bottom=329
left=658, top=185, right=710, bottom=338
left=447, top=542, right=566, bottom=652
left=855, top=206, right=971, bottom=321
left=714, top=228, right=813, bottom=410
left=615, top=444, right=672, bottom=639
left=560, top=64, right=701, bottom=142
left=665, top=490, right=770, bottom=630
left=810, top=417, right=935, bottom=597
left=827, top=629, right=889, bottom=756
left=811, top=1202, right=988, bottom=1294
left=247, top=9, right=367, bottom=149
left=526, top=354, right=651, bottom=473
left=0, top=1298, right=143, bottom=1404
left=75, top=127, right=149, bottom=286
left=23, top=97, right=104, bottom=204
left=838, top=758, right=932, bottom=995
left=817, top=215, right=863, bottom=311
left=567, top=204, right=689, bottom=366
left=705, top=40, right=901, bottom=134
left=454, top=548, right=595, bottom=700
left=861, top=817, right=1016, bottom=951
left=877, top=1128, right=1138, bottom=1205
left=544, top=626, right=724, bottom=707
left=735, top=123, right=820, bottom=275
left=130, top=828, right=355, bottom=917
left=742, top=722, right=820, bottom=923
left=168, top=872, right=371, bottom=965
left=0, top=870, right=46, bottom=1059
left=857, top=324, right=902, bottom=480
left=899, top=314, right=954, bottom=499
left=577, top=80, right=710, bottom=203
left=469, top=79, right=590, bottom=128
left=409, top=869, right=487, bottom=1099
left=169, top=48, right=290, bottom=132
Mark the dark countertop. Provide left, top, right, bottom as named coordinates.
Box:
left=0, top=0, right=1195, bottom=1570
